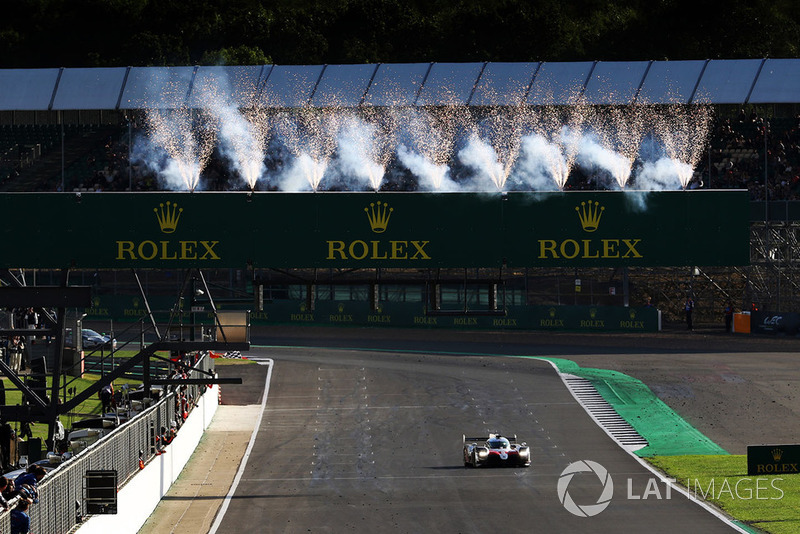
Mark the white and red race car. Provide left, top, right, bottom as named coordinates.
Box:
left=463, top=433, right=531, bottom=467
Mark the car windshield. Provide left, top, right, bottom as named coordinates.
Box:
left=488, top=439, right=510, bottom=449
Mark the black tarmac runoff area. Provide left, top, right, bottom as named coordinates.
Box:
left=211, top=326, right=752, bottom=534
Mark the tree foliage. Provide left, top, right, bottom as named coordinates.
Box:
left=0, top=0, right=797, bottom=67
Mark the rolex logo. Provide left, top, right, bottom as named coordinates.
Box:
left=576, top=201, right=604, bottom=232
left=772, top=448, right=783, bottom=461
left=154, top=201, right=183, bottom=233
left=365, top=201, right=393, bottom=233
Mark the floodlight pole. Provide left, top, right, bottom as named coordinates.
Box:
left=763, top=118, right=769, bottom=217
left=128, top=119, right=133, bottom=191
left=764, top=119, right=770, bottom=311
left=46, top=268, right=70, bottom=447
left=60, top=120, right=65, bottom=192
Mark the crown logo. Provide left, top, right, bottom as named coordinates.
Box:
left=154, top=201, right=183, bottom=233
left=365, top=201, right=393, bottom=233
left=772, top=448, right=783, bottom=461
left=575, top=201, right=605, bottom=232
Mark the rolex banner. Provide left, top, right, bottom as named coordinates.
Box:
left=0, top=190, right=749, bottom=268
left=747, top=444, right=800, bottom=475
left=82, top=295, right=662, bottom=332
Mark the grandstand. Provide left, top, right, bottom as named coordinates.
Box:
left=0, top=60, right=799, bottom=321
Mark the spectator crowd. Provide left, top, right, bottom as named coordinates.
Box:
left=704, top=110, right=800, bottom=200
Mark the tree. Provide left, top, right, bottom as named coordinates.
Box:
left=201, top=45, right=272, bottom=66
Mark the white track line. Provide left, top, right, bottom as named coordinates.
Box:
left=208, top=358, right=273, bottom=534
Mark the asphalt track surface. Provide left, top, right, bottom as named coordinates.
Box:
left=208, top=325, right=769, bottom=533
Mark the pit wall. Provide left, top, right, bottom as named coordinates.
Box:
left=76, top=384, right=219, bottom=534
left=84, top=296, right=661, bottom=332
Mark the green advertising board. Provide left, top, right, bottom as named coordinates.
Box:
left=82, top=293, right=661, bottom=333
left=0, top=190, right=749, bottom=268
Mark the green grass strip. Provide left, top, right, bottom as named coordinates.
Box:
left=649, top=455, right=798, bottom=534
left=2, top=374, right=142, bottom=445
left=537, top=357, right=728, bottom=457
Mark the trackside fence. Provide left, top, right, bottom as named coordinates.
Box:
left=0, top=355, right=213, bottom=534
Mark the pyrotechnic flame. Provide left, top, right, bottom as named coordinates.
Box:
left=131, top=75, right=711, bottom=195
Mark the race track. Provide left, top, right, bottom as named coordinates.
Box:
left=212, top=345, right=736, bottom=533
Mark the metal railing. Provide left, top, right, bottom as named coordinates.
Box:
left=0, top=354, right=213, bottom=534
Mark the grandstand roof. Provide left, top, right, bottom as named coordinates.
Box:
left=0, top=59, right=797, bottom=111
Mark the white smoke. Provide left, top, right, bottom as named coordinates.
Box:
left=278, top=152, right=327, bottom=191
left=333, top=116, right=386, bottom=191
left=635, top=157, right=693, bottom=190
left=458, top=134, right=508, bottom=191
left=397, top=144, right=458, bottom=191
left=132, top=108, right=213, bottom=191
left=574, top=132, right=632, bottom=189
left=130, top=94, right=709, bottom=194
left=212, top=104, right=267, bottom=189
left=191, top=74, right=268, bottom=189
left=513, top=133, right=569, bottom=190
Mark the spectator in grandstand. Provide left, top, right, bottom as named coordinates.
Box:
left=708, top=112, right=800, bottom=201
left=10, top=499, right=30, bottom=534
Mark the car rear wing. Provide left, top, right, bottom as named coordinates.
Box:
left=463, top=433, right=518, bottom=443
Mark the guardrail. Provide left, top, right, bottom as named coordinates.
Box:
left=0, top=354, right=213, bottom=534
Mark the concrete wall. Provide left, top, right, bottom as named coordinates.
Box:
left=76, top=385, right=219, bottom=534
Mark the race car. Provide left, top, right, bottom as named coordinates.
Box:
left=463, top=433, right=531, bottom=467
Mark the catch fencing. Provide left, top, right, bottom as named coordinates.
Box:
left=0, top=355, right=212, bottom=534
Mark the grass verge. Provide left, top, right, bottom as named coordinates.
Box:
left=2, top=374, right=142, bottom=447
left=648, top=455, right=800, bottom=534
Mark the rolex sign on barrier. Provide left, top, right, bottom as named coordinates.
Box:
left=747, top=445, right=800, bottom=475
left=0, top=191, right=749, bottom=269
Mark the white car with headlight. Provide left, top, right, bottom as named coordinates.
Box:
left=463, top=433, right=531, bottom=467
